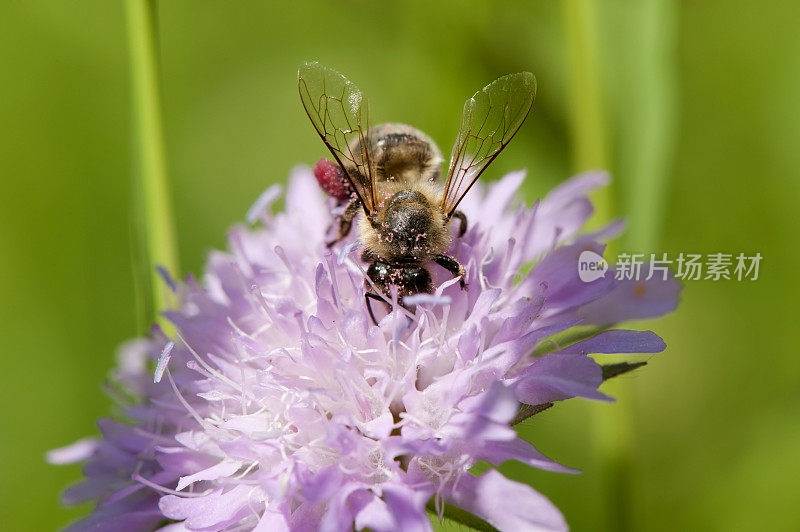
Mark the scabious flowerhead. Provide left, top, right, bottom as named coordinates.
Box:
left=50, top=167, right=679, bottom=531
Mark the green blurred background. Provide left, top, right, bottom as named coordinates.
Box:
left=2, top=1, right=798, bottom=530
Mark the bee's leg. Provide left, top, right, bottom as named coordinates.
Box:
left=361, top=249, right=379, bottom=262
left=451, top=210, right=468, bottom=238
left=365, top=292, right=389, bottom=326
left=365, top=260, right=392, bottom=324
left=326, top=197, right=361, bottom=248
left=432, top=254, right=467, bottom=290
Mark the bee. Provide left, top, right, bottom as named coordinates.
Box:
left=299, top=62, right=536, bottom=323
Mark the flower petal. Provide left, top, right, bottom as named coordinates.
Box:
left=514, top=354, right=612, bottom=404
left=175, top=458, right=243, bottom=491
left=578, top=269, right=681, bottom=325
left=476, top=437, right=578, bottom=474
left=159, top=485, right=261, bottom=530
left=252, top=510, right=289, bottom=532
left=46, top=437, right=98, bottom=465
left=521, top=241, right=613, bottom=309
left=445, top=470, right=567, bottom=531
left=560, top=329, right=666, bottom=354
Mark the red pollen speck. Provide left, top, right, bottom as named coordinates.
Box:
left=314, top=159, right=353, bottom=201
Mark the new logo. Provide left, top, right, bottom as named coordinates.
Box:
left=578, top=250, right=608, bottom=282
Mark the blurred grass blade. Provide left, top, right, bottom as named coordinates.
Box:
left=564, top=0, right=612, bottom=227
left=598, top=4, right=678, bottom=528
left=564, top=1, right=624, bottom=530
left=564, top=0, right=679, bottom=530
left=618, top=0, right=679, bottom=252
left=125, top=0, right=179, bottom=332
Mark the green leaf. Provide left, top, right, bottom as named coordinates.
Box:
left=601, top=361, right=647, bottom=381
left=427, top=500, right=498, bottom=532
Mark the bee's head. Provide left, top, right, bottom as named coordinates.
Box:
left=380, top=190, right=434, bottom=257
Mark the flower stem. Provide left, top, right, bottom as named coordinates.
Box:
left=620, top=0, right=678, bottom=253
left=125, top=0, right=178, bottom=333
left=563, top=2, right=628, bottom=531
left=606, top=3, right=677, bottom=526
left=563, top=1, right=678, bottom=530
left=564, top=0, right=611, bottom=220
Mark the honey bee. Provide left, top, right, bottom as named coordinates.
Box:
left=299, top=62, right=536, bottom=322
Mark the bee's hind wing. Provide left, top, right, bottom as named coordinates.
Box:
left=441, top=72, right=536, bottom=217
left=298, top=62, right=377, bottom=215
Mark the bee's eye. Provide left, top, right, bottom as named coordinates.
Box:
left=367, top=261, right=390, bottom=278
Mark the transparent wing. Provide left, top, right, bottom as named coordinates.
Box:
left=298, top=61, right=376, bottom=214
left=441, top=72, right=536, bottom=216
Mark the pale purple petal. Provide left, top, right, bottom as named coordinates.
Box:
left=301, top=464, right=344, bottom=504
left=159, top=485, right=261, bottom=530
left=520, top=241, right=613, bottom=308
left=354, top=494, right=395, bottom=532
left=444, top=470, right=567, bottom=531
left=252, top=510, right=290, bottom=532
left=157, top=523, right=192, bottom=532
left=380, top=484, right=434, bottom=532
left=403, top=293, right=452, bottom=306
left=579, top=218, right=627, bottom=242
left=476, top=437, right=578, bottom=473
left=466, top=381, right=520, bottom=425
left=318, top=483, right=369, bottom=532
left=46, top=437, right=98, bottom=465
left=560, top=329, right=666, bottom=354
left=515, top=354, right=612, bottom=404
left=175, top=458, right=243, bottom=491
left=477, top=170, right=526, bottom=225
left=153, top=341, right=174, bottom=383
left=579, top=269, right=682, bottom=325
left=522, top=171, right=610, bottom=259
left=63, top=494, right=164, bottom=532
left=543, top=170, right=610, bottom=206
left=246, top=184, right=282, bottom=224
